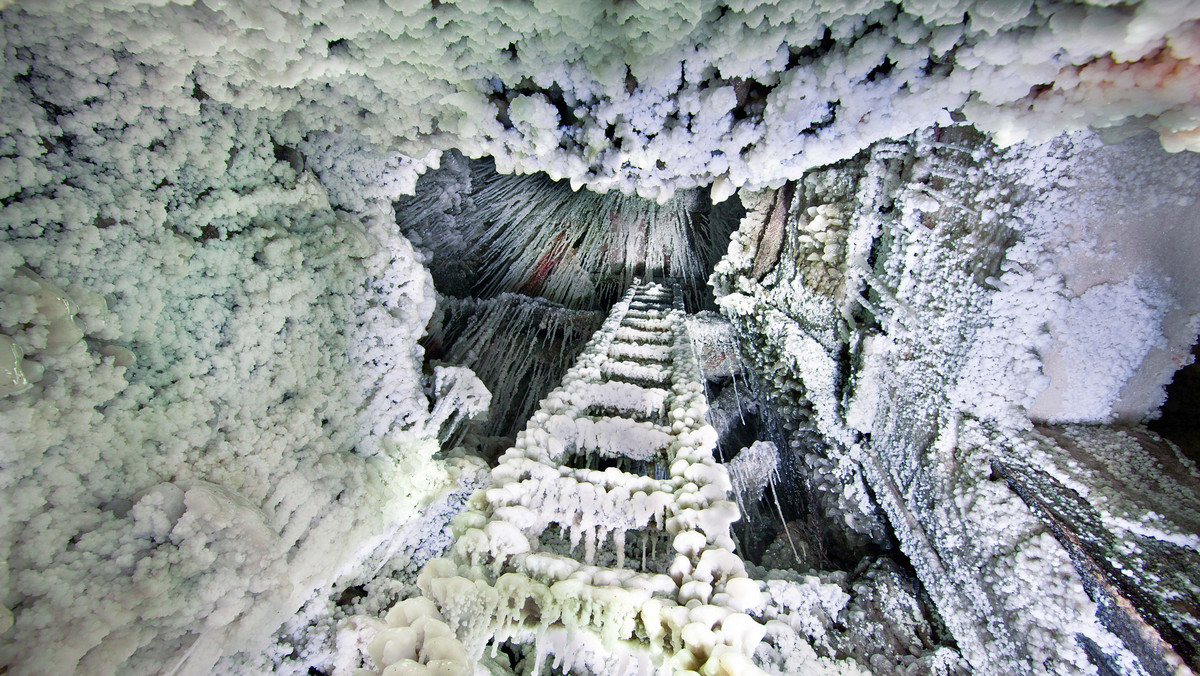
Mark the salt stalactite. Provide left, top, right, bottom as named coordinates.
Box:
left=466, top=166, right=718, bottom=309
left=388, top=282, right=816, bottom=675
left=725, top=441, right=804, bottom=570
left=428, top=293, right=605, bottom=440
left=426, top=366, right=492, bottom=446
left=726, top=441, right=779, bottom=507
left=398, top=158, right=736, bottom=311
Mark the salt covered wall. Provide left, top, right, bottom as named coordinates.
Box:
left=709, top=127, right=1200, bottom=674
left=2, top=1, right=1200, bottom=675
left=0, top=16, right=455, bottom=673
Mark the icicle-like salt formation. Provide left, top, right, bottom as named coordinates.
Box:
left=726, top=441, right=779, bottom=506
left=400, top=283, right=776, bottom=675
left=466, top=168, right=716, bottom=309
left=398, top=158, right=735, bottom=310
left=429, top=293, right=604, bottom=440
left=725, top=441, right=805, bottom=570
left=426, top=366, right=492, bottom=445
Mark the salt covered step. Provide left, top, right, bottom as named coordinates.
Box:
left=601, top=371, right=671, bottom=392
left=633, top=290, right=671, bottom=299
left=624, top=309, right=671, bottom=321
left=609, top=333, right=672, bottom=346
left=602, top=373, right=671, bottom=392
left=562, top=452, right=671, bottom=480
left=491, top=455, right=674, bottom=495
left=628, top=301, right=670, bottom=312
left=483, top=469, right=672, bottom=514
left=481, top=476, right=677, bottom=562
left=566, top=415, right=674, bottom=460
left=613, top=326, right=672, bottom=344
left=515, top=413, right=674, bottom=463
left=569, top=380, right=668, bottom=415
left=564, top=465, right=673, bottom=493
left=609, top=336, right=672, bottom=350
left=609, top=332, right=672, bottom=345
left=626, top=303, right=670, bottom=313
left=620, top=317, right=674, bottom=332
left=508, top=552, right=679, bottom=600
left=608, top=342, right=672, bottom=364
left=601, top=360, right=671, bottom=388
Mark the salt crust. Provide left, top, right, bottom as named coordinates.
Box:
left=706, top=129, right=1186, bottom=674
left=5, top=1, right=1197, bottom=206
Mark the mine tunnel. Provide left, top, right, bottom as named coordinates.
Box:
left=1, top=3, right=1199, bottom=676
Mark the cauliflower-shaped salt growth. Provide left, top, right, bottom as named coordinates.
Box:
left=300, top=130, right=442, bottom=219
left=505, top=93, right=562, bottom=160
left=790, top=203, right=849, bottom=298
left=951, top=239, right=1068, bottom=428
left=364, top=597, right=470, bottom=676
left=757, top=569, right=851, bottom=651
left=802, top=450, right=888, bottom=546
left=3, top=481, right=293, bottom=675
left=0, top=61, right=446, bottom=674
left=968, top=9, right=1200, bottom=151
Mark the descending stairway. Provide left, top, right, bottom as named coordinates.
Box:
left=416, top=282, right=768, bottom=675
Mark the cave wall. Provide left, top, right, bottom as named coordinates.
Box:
left=710, top=128, right=1200, bottom=674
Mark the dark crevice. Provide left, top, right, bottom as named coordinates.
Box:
left=1148, top=340, right=1200, bottom=463
left=788, top=27, right=835, bottom=67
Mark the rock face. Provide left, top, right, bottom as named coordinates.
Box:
left=407, top=283, right=772, bottom=674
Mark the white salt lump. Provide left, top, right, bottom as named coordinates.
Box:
left=0, top=335, right=29, bottom=397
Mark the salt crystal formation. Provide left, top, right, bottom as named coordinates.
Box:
left=6, top=0, right=1196, bottom=202
left=364, top=597, right=473, bottom=676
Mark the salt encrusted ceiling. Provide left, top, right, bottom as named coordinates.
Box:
left=8, top=0, right=1198, bottom=203
left=396, top=154, right=742, bottom=311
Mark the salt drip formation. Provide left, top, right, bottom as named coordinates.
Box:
left=396, top=282, right=768, bottom=675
